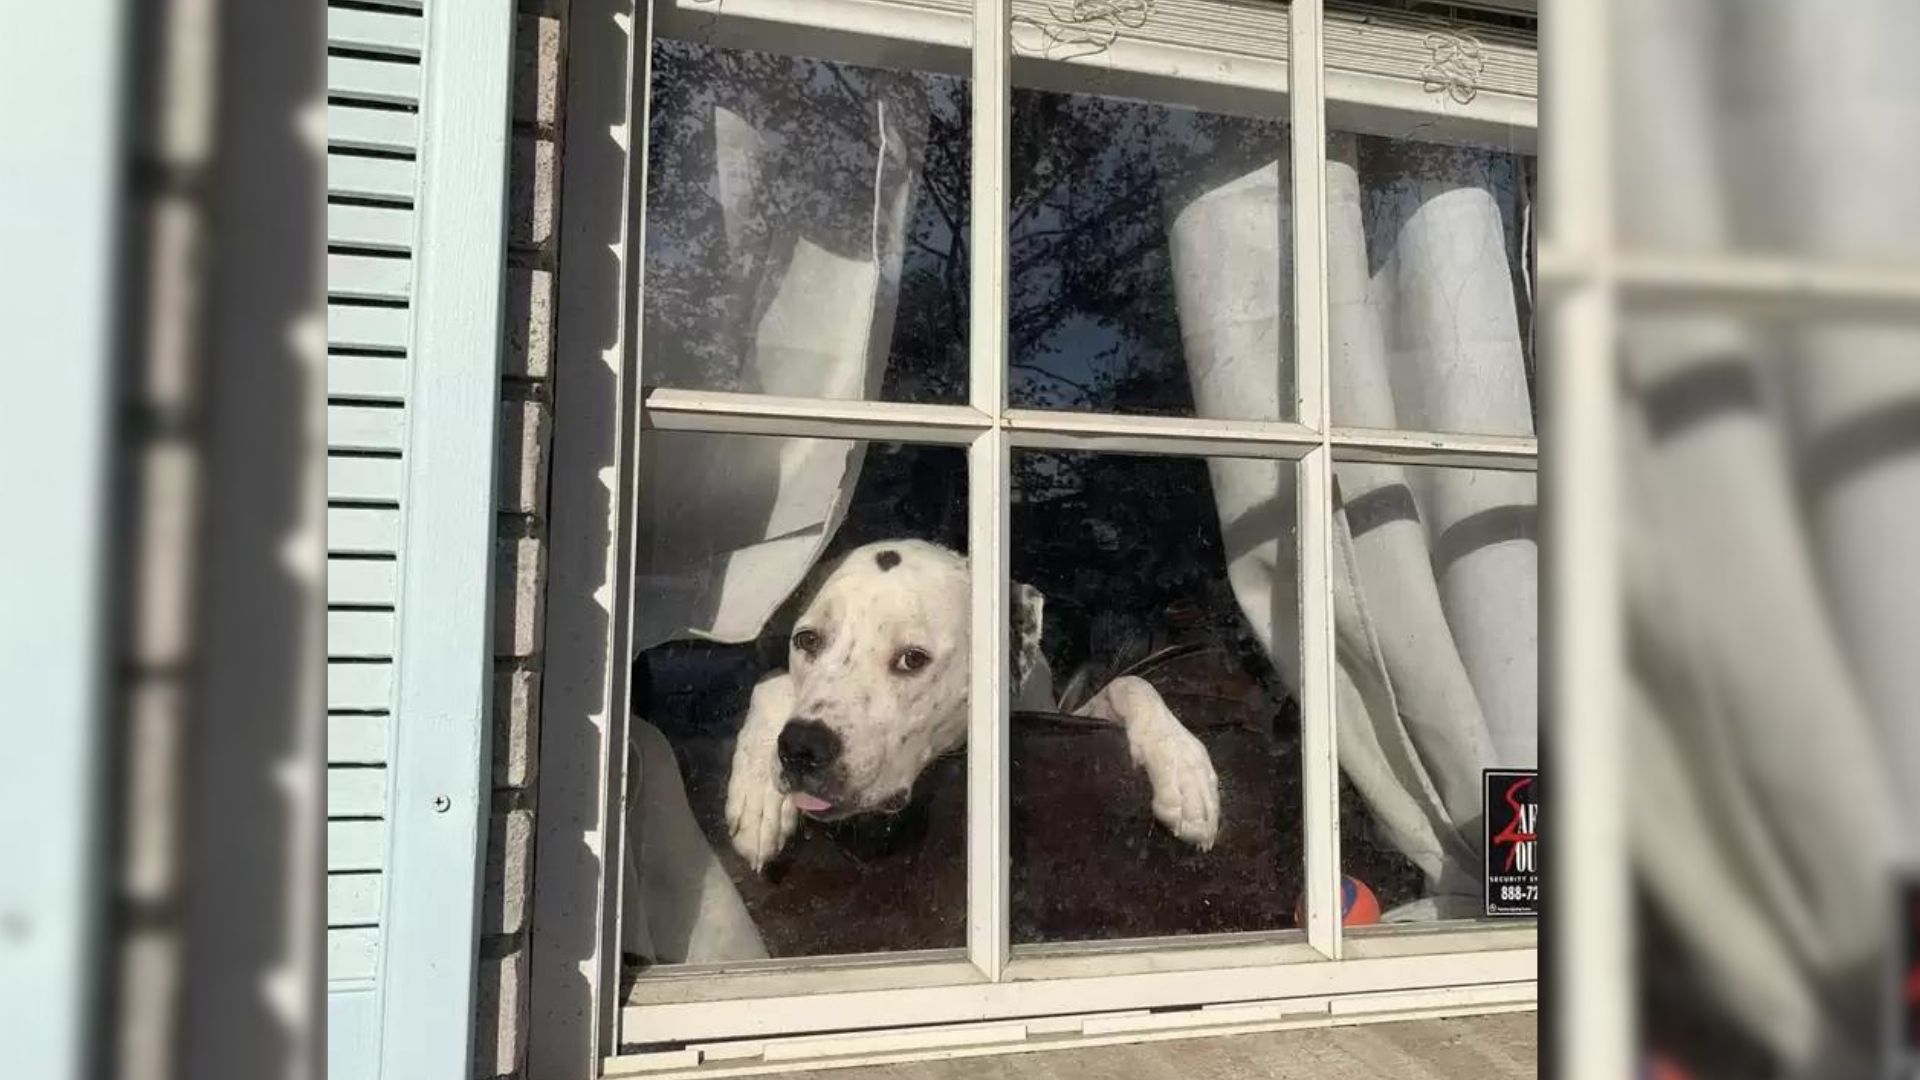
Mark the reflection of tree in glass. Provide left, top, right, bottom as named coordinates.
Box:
left=644, top=39, right=1531, bottom=414
left=642, top=39, right=1292, bottom=412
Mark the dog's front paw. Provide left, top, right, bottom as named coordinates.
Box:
left=1127, top=721, right=1221, bottom=851
left=724, top=761, right=797, bottom=873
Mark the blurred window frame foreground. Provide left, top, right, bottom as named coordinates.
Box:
left=0, top=0, right=125, bottom=1077
left=1543, top=3, right=1920, bottom=1080
left=523, top=1, right=1543, bottom=1079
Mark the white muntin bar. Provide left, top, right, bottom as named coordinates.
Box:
left=641, top=387, right=992, bottom=445
left=1290, top=0, right=1344, bottom=964
left=968, top=0, right=1014, bottom=983
left=1327, top=427, right=1538, bottom=472
left=1002, top=409, right=1320, bottom=460
left=642, top=392, right=1537, bottom=470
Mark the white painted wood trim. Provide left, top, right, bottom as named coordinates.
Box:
left=1002, top=409, right=1319, bottom=459
left=625, top=922, right=1536, bottom=1007
left=1327, top=427, right=1537, bottom=471
left=1543, top=2, right=1631, bottom=1077
left=967, top=0, right=1014, bottom=985
left=619, top=946, right=1535, bottom=1046
left=606, top=996, right=1536, bottom=1078
left=653, top=0, right=1535, bottom=150
left=643, top=388, right=991, bottom=444
left=643, top=392, right=1537, bottom=469
left=628, top=955, right=982, bottom=1007
left=1339, top=922, right=1536, bottom=960
left=527, top=0, right=644, bottom=1074
left=1291, top=0, right=1342, bottom=966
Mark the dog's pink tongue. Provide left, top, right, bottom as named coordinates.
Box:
left=790, top=793, right=834, bottom=814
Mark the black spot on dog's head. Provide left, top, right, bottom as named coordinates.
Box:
left=875, top=549, right=901, bottom=572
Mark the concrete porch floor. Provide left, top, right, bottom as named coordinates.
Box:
left=785, top=1012, right=1538, bottom=1080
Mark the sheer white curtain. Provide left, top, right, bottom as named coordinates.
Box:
left=623, top=76, right=928, bottom=965
left=632, top=74, right=926, bottom=653
left=1167, top=132, right=1539, bottom=920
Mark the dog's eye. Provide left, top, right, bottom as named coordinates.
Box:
left=791, top=629, right=822, bottom=657
left=892, top=647, right=932, bottom=675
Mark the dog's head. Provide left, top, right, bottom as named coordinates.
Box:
left=774, top=540, right=1044, bottom=820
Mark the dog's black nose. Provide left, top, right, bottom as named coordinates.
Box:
left=777, top=719, right=841, bottom=778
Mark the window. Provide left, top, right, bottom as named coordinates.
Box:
left=535, top=0, right=1540, bottom=1070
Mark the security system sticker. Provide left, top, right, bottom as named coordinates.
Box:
left=1484, top=769, right=1538, bottom=918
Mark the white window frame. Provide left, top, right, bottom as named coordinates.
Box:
left=531, top=1, right=1550, bottom=1075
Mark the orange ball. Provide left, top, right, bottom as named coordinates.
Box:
left=1294, top=876, right=1382, bottom=927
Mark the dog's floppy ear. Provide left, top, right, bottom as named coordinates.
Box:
left=1010, top=582, right=1044, bottom=693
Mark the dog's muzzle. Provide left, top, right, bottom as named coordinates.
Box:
left=777, top=718, right=842, bottom=814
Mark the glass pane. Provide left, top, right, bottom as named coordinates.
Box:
left=1326, top=130, right=1536, bottom=438
left=642, top=39, right=969, bottom=404
left=1006, top=92, right=1293, bottom=420
left=627, top=432, right=968, bottom=965
left=1330, top=461, right=1538, bottom=927
left=1009, top=449, right=1303, bottom=944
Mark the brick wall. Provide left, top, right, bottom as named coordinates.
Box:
left=475, top=3, right=564, bottom=1077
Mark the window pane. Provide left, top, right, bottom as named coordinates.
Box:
left=642, top=39, right=970, bottom=404
left=627, top=432, right=968, bottom=965
left=1326, top=130, right=1536, bottom=438
left=1008, top=449, right=1304, bottom=944
left=1330, top=460, right=1538, bottom=927
left=1006, top=91, right=1294, bottom=420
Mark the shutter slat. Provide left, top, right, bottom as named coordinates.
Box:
left=327, top=55, right=420, bottom=107
left=327, top=8, right=424, bottom=58
left=328, top=662, right=393, bottom=712
left=328, top=204, right=413, bottom=253
left=328, top=927, right=380, bottom=981
left=328, top=304, right=410, bottom=351
left=327, top=454, right=404, bottom=502
left=327, top=507, right=401, bottom=555
left=328, top=557, right=397, bottom=606
left=328, top=405, right=405, bottom=453
left=328, top=609, right=395, bottom=659
left=327, top=104, right=419, bottom=155
left=328, top=766, right=389, bottom=818
left=327, top=354, right=408, bottom=403
left=328, top=153, right=417, bottom=203
left=328, top=254, right=411, bottom=302
left=328, top=820, right=386, bottom=872
left=329, top=714, right=390, bottom=764
left=328, top=873, right=384, bottom=927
